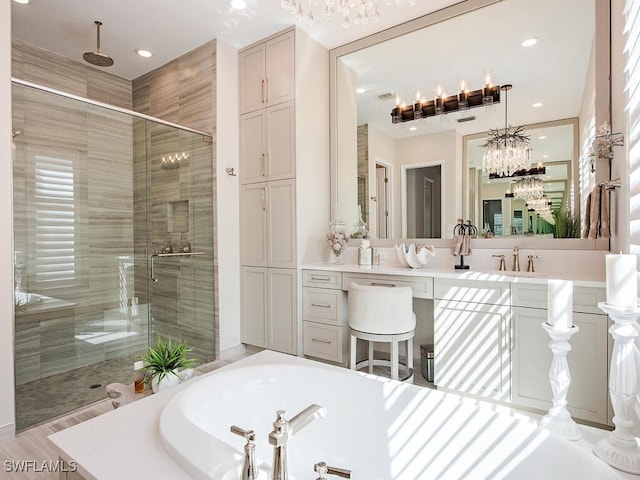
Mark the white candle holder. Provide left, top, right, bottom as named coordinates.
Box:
left=594, top=302, right=640, bottom=474
left=540, top=322, right=582, bottom=440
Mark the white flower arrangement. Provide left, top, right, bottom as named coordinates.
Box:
left=327, top=230, right=349, bottom=255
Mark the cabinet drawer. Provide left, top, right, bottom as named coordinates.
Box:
left=303, top=288, right=343, bottom=326
left=303, top=270, right=342, bottom=289
left=434, top=278, right=510, bottom=305
left=512, top=283, right=605, bottom=313
left=342, top=273, right=433, bottom=299
left=303, top=322, right=343, bottom=363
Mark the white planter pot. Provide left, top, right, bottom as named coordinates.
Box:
left=151, top=371, right=180, bottom=393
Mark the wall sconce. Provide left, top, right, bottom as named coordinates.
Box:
left=161, top=152, right=189, bottom=170
left=391, top=84, right=501, bottom=124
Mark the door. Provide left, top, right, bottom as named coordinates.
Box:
left=239, top=43, right=266, bottom=114
left=265, top=31, right=295, bottom=106
left=267, top=179, right=296, bottom=268
left=240, top=183, right=269, bottom=267
left=375, top=164, right=389, bottom=239
left=406, top=165, right=441, bottom=238
left=269, top=268, right=297, bottom=354
left=483, top=199, right=503, bottom=236
left=239, top=110, right=267, bottom=184
left=241, top=266, right=268, bottom=347
left=266, top=102, right=295, bottom=181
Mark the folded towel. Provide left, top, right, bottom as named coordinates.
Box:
left=450, top=234, right=463, bottom=256
left=588, top=184, right=601, bottom=239
left=582, top=192, right=591, bottom=239
left=460, top=234, right=472, bottom=256
left=600, top=186, right=611, bottom=238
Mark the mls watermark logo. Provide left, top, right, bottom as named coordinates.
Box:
left=4, top=460, right=78, bottom=473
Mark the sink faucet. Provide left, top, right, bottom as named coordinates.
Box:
left=492, top=254, right=506, bottom=271
left=230, top=425, right=258, bottom=480
left=269, top=404, right=326, bottom=480
left=512, top=245, right=520, bottom=272
left=527, top=255, right=539, bottom=272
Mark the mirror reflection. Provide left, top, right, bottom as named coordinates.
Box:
left=335, top=0, right=597, bottom=242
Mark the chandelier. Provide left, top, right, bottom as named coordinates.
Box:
left=281, top=0, right=415, bottom=27
left=482, top=84, right=531, bottom=177
left=513, top=176, right=544, bottom=201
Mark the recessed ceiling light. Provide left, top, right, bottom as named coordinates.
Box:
left=532, top=102, right=543, bottom=108
left=538, top=135, right=547, bottom=139
left=409, top=126, right=418, bottom=131
left=521, top=38, right=538, bottom=47
left=230, top=0, right=247, bottom=9
left=543, top=154, right=549, bottom=158
left=13, top=0, right=30, bottom=4
left=356, top=88, right=366, bottom=94
left=136, top=49, right=153, bottom=58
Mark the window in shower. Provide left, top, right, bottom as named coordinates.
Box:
left=34, top=154, right=76, bottom=285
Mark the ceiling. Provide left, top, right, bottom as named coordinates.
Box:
left=10, top=0, right=462, bottom=81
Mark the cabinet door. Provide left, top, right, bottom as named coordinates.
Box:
left=241, top=267, right=268, bottom=347
left=268, top=268, right=297, bottom=354
left=267, top=179, right=296, bottom=268
left=239, top=43, right=266, bottom=114
left=239, top=110, right=267, bottom=184
left=434, top=299, right=511, bottom=401
left=240, top=184, right=268, bottom=267
left=512, top=307, right=608, bottom=424
left=265, top=31, right=294, bottom=106
left=265, top=102, right=295, bottom=181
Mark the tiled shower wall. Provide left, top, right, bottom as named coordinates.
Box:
left=132, top=40, right=217, bottom=362
left=12, top=39, right=218, bottom=383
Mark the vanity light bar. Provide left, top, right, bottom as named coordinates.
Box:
left=391, top=85, right=501, bottom=124
left=489, top=165, right=546, bottom=180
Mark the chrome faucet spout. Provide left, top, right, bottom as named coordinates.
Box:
left=269, top=404, right=326, bottom=480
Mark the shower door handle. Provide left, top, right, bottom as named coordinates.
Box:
left=150, top=252, right=206, bottom=282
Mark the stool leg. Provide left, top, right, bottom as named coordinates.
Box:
left=391, top=339, right=399, bottom=381
left=407, top=339, right=414, bottom=383
left=368, top=341, right=374, bottom=374
left=350, top=335, right=357, bottom=370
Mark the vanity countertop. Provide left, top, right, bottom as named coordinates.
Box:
left=301, top=263, right=606, bottom=289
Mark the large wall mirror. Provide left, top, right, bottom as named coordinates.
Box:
left=330, top=0, right=610, bottom=248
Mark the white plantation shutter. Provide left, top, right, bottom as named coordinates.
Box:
left=627, top=1, right=640, bottom=252
left=35, top=155, right=76, bottom=284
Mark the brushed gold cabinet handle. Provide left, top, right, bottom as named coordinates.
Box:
left=371, top=282, right=396, bottom=287
left=311, top=338, right=332, bottom=344
left=310, top=276, right=331, bottom=281
left=311, top=303, right=331, bottom=308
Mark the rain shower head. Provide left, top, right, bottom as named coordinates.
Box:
left=83, top=21, right=114, bottom=67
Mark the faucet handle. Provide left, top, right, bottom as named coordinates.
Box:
left=492, top=254, right=506, bottom=271
left=314, top=461, right=352, bottom=479
left=526, top=255, right=539, bottom=273
left=230, top=425, right=255, bottom=441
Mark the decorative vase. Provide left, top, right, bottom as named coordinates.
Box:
left=327, top=204, right=348, bottom=264
left=151, top=370, right=180, bottom=393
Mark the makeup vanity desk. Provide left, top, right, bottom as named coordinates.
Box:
left=300, top=263, right=610, bottom=426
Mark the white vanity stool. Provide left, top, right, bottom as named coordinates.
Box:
left=347, top=282, right=416, bottom=382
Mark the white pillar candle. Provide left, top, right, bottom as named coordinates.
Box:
left=548, top=279, right=573, bottom=329
left=606, top=254, right=638, bottom=308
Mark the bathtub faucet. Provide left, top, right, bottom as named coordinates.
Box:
left=268, top=404, right=327, bottom=480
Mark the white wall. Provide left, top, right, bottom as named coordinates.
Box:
left=0, top=0, right=16, bottom=440
left=215, top=40, right=242, bottom=358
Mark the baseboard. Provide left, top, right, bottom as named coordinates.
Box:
left=0, top=422, right=15, bottom=442
left=218, top=343, right=248, bottom=360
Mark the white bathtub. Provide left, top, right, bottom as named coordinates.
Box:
left=159, top=354, right=623, bottom=480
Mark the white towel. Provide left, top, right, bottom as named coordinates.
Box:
left=450, top=234, right=463, bottom=256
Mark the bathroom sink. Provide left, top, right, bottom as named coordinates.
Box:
left=490, top=271, right=547, bottom=278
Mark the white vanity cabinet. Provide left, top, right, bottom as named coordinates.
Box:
left=239, top=101, right=295, bottom=184
left=511, top=283, right=609, bottom=424
left=239, top=30, right=294, bottom=114
left=302, top=270, right=348, bottom=364
left=433, top=279, right=512, bottom=401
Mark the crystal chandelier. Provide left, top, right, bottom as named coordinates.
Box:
left=482, top=84, right=531, bottom=177
left=513, top=176, right=544, bottom=201
left=281, top=0, right=416, bottom=27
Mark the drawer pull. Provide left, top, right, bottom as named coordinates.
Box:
left=311, top=302, right=332, bottom=308
left=310, top=276, right=331, bottom=281
left=311, top=337, right=332, bottom=344
left=371, top=282, right=396, bottom=287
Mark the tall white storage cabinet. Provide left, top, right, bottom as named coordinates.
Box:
left=240, top=30, right=296, bottom=355
left=239, top=28, right=329, bottom=356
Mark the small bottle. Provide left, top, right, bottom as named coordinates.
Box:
left=134, top=361, right=145, bottom=393
left=358, top=239, right=373, bottom=266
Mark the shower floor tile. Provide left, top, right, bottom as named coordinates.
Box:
left=15, top=352, right=142, bottom=431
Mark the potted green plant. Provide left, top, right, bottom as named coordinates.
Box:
left=141, top=337, right=195, bottom=393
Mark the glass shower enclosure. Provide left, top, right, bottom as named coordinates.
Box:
left=12, top=80, right=215, bottom=430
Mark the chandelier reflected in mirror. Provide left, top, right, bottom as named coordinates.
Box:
left=281, top=0, right=416, bottom=27
left=513, top=176, right=544, bottom=202
left=482, top=84, right=532, bottom=177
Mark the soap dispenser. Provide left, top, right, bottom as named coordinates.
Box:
left=358, top=239, right=373, bottom=266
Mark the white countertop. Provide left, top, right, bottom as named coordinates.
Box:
left=301, top=263, right=606, bottom=288
left=48, top=351, right=637, bottom=480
